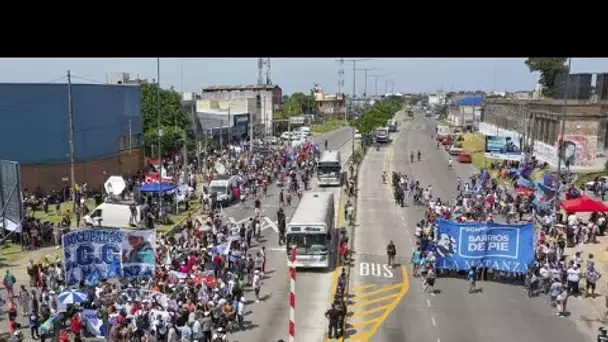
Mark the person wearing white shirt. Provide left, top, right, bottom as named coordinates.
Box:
left=236, top=297, right=246, bottom=327
left=566, top=264, right=581, bottom=295
left=252, top=270, right=263, bottom=302
left=567, top=214, right=577, bottom=227
left=539, top=265, right=551, bottom=293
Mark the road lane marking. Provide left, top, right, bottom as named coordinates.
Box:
left=352, top=293, right=401, bottom=308
left=358, top=262, right=394, bottom=278
left=349, top=266, right=410, bottom=341
left=426, top=299, right=431, bottom=307
left=354, top=284, right=402, bottom=299
left=352, top=319, right=380, bottom=329
left=351, top=284, right=377, bottom=292
left=352, top=305, right=389, bottom=318
left=431, top=316, right=436, bottom=327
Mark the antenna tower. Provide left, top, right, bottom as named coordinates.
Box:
left=257, top=58, right=265, bottom=85
left=337, top=58, right=345, bottom=97
left=265, top=58, right=272, bottom=85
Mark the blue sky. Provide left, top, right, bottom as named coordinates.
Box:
left=0, top=58, right=607, bottom=95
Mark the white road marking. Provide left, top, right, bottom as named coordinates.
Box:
left=408, top=237, right=412, bottom=242
left=263, top=217, right=279, bottom=234
left=431, top=316, right=436, bottom=327
left=426, top=299, right=431, bottom=307
left=267, top=247, right=285, bottom=252
left=431, top=292, right=436, bottom=297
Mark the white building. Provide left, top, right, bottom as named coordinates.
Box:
left=106, top=72, right=149, bottom=85
left=201, top=84, right=283, bottom=135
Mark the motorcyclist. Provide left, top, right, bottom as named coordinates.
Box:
left=436, top=140, right=440, bottom=149
left=382, top=171, right=387, bottom=184
left=448, top=158, right=453, bottom=168
left=417, top=150, right=421, bottom=161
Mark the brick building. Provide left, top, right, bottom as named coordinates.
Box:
left=481, top=98, right=608, bottom=171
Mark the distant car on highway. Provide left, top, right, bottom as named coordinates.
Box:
left=448, top=146, right=463, bottom=156
left=457, top=153, right=472, bottom=163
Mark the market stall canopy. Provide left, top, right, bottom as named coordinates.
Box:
left=560, top=195, right=608, bottom=213
left=138, top=182, right=178, bottom=193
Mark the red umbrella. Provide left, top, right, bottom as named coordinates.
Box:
left=560, top=195, right=608, bottom=213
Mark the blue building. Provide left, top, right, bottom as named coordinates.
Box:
left=0, top=83, right=144, bottom=192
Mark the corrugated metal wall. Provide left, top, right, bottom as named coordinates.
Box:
left=0, top=83, right=142, bottom=165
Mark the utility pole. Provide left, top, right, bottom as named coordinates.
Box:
left=337, top=58, right=345, bottom=96
left=219, top=119, right=224, bottom=148
left=128, top=117, right=132, bottom=153
left=156, top=58, right=163, bottom=216
left=384, top=79, right=394, bottom=94
left=355, top=68, right=377, bottom=98
left=368, top=75, right=381, bottom=97
left=191, top=100, right=201, bottom=170
left=336, top=59, right=371, bottom=160
left=67, top=70, right=76, bottom=212
left=555, top=57, right=573, bottom=215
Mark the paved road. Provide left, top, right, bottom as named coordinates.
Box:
left=346, top=113, right=591, bottom=342
left=229, top=126, right=355, bottom=342
left=0, top=127, right=355, bottom=342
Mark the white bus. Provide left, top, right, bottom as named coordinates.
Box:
left=317, top=150, right=341, bottom=186
left=375, top=127, right=389, bottom=143
left=286, top=192, right=337, bottom=269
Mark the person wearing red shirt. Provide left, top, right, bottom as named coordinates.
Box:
left=71, top=313, right=83, bottom=340
left=213, top=254, right=224, bottom=278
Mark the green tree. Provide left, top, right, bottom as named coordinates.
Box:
left=281, top=92, right=317, bottom=117
left=140, top=83, right=190, bottom=156
left=525, top=58, right=568, bottom=98
left=355, top=97, right=402, bottom=134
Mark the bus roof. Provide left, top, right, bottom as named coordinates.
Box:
left=289, top=192, right=334, bottom=226
left=319, top=150, right=340, bottom=163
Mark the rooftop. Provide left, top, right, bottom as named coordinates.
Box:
left=203, top=84, right=278, bottom=92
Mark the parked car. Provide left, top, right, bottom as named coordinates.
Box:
left=585, top=176, right=608, bottom=190
left=448, top=146, right=463, bottom=156
left=280, top=131, right=291, bottom=140
left=457, top=153, right=472, bottom=163
left=354, top=129, right=362, bottom=140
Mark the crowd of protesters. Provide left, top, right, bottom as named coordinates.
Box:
left=0, top=136, right=324, bottom=342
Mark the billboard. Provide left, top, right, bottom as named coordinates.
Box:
left=0, top=160, right=24, bottom=233
left=63, top=228, right=156, bottom=285
left=435, top=220, right=535, bottom=273
left=484, top=135, right=522, bottom=161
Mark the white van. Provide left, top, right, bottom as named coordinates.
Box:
left=208, top=176, right=241, bottom=205
left=84, top=202, right=142, bottom=228
left=300, top=126, right=311, bottom=136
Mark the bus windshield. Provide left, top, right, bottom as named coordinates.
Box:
left=209, top=185, right=228, bottom=195
left=317, top=164, right=340, bottom=178
left=287, top=233, right=328, bottom=254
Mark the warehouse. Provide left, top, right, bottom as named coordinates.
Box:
left=0, top=83, right=143, bottom=193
